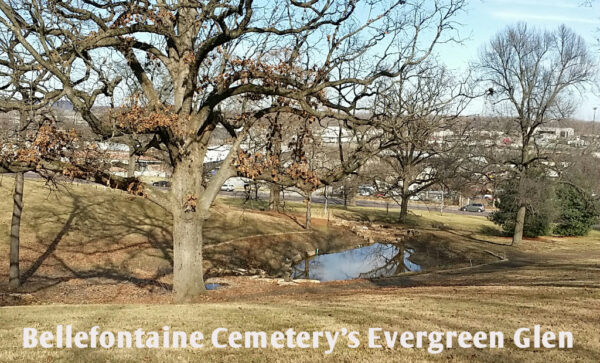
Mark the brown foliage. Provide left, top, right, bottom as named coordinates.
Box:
left=116, top=101, right=181, bottom=134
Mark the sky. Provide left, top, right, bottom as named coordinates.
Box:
left=433, top=0, right=600, bottom=121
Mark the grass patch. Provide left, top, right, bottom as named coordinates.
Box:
left=1, top=286, right=599, bottom=362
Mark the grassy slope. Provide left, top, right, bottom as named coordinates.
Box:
left=0, top=179, right=599, bottom=362
left=0, top=179, right=310, bottom=293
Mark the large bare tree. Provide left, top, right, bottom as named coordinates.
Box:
left=372, top=61, right=471, bottom=221
left=476, top=23, right=595, bottom=245
left=0, top=0, right=465, bottom=302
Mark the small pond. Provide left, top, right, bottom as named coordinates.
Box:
left=291, top=243, right=422, bottom=281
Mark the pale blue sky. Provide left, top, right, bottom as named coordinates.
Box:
left=434, top=0, right=600, bottom=120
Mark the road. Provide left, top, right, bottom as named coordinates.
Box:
left=19, top=172, right=489, bottom=217
left=219, top=189, right=491, bottom=217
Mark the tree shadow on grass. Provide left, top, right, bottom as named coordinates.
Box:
left=439, top=227, right=512, bottom=247
left=19, top=209, right=76, bottom=285
left=14, top=187, right=175, bottom=294
left=9, top=185, right=313, bottom=297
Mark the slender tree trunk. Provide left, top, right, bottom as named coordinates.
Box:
left=305, top=195, right=312, bottom=230
left=304, top=257, right=309, bottom=278
left=268, top=116, right=282, bottom=211
left=399, top=182, right=410, bottom=223
left=127, top=153, right=136, bottom=178
left=512, top=172, right=526, bottom=246
left=346, top=185, right=356, bottom=207
left=323, top=186, right=328, bottom=217
left=512, top=204, right=526, bottom=245
left=9, top=171, right=24, bottom=289
left=9, top=110, right=27, bottom=289
left=440, top=187, right=444, bottom=215
left=399, top=196, right=409, bottom=223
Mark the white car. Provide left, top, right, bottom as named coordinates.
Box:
left=220, top=183, right=235, bottom=192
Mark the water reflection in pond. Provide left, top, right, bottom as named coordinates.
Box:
left=291, top=243, right=420, bottom=281
left=205, top=283, right=222, bottom=290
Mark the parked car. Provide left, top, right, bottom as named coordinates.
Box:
left=460, top=203, right=485, bottom=212
left=358, top=185, right=375, bottom=196
left=152, top=180, right=171, bottom=188
left=220, top=183, right=235, bottom=192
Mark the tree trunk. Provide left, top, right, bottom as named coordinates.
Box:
left=323, top=186, right=328, bottom=217
left=269, top=184, right=281, bottom=211
left=346, top=186, right=356, bottom=207
left=512, top=172, right=527, bottom=246
left=171, top=153, right=207, bottom=302
left=399, top=196, right=409, bottom=223
left=399, top=182, right=410, bottom=223
left=127, top=153, right=136, bottom=178
left=305, top=196, right=312, bottom=230
left=172, top=210, right=206, bottom=302
left=512, top=204, right=526, bottom=245
left=440, top=187, right=444, bottom=215
left=343, top=187, right=348, bottom=208
left=268, top=116, right=282, bottom=211
left=304, top=257, right=309, bottom=278
left=9, top=171, right=24, bottom=289
left=168, top=121, right=244, bottom=302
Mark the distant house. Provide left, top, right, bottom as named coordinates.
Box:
left=99, top=142, right=171, bottom=178
left=205, top=145, right=232, bottom=163
left=535, top=127, right=575, bottom=139
left=432, top=130, right=454, bottom=139
left=321, top=126, right=353, bottom=143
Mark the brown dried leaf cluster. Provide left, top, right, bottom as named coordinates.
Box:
left=198, top=57, right=321, bottom=97
left=110, top=5, right=174, bottom=29
left=117, top=102, right=181, bottom=134
left=184, top=194, right=198, bottom=212
left=235, top=150, right=320, bottom=190
left=8, top=123, right=78, bottom=166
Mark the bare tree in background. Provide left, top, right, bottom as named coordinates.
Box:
left=0, top=0, right=465, bottom=301
left=476, top=23, right=595, bottom=245
left=248, top=112, right=383, bottom=229
left=373, top=61, right=471, bottom=222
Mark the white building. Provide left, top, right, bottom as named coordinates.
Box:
left=321, top=126, right=353, bottom=143
left=535, top=127, right=575, bottom=139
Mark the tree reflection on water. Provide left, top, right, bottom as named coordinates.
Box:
left=291, top=243, right=420, bottom=281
